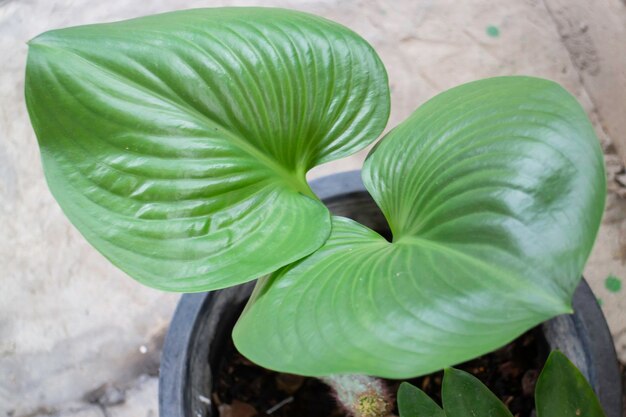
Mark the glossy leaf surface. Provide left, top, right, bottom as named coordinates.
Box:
left=25, top=8, right=390, bottom=291
left=536, top=351, right=606, bottom=417
left=234, top=77, right=605, bottom=377
left=397, top=382, right=445, bottom=417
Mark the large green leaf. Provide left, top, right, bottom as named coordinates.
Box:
left=25, top=8, right=390, bottom=291
left=535, top=351, right=606, bottom=417
left=233, top=77, right=605, bottom=377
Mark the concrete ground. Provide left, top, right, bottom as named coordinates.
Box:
left=1, top=0, right=625, bottom=416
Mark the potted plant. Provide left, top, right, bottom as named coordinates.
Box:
left=24, top=7, right=621, bottom=417
left=159, top=172, right=622, bottom=417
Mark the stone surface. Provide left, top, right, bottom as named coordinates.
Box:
left=31, top=405, right=104, bottom=417
left=543, top=0, right=626, bottom=167
left=84, top=384, right=126, bottom=407
left=105, top=376, right=158, bottom=417
left=1, top=0, right=625, bottom=416
left=56, top=407, right=104, bottom=417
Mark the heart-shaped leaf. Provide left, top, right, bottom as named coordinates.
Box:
left=233, top=77, right=605, bottom=377
left=25, top=8, right=390, bottom=291
left=535, top=351, right=606, bottom=417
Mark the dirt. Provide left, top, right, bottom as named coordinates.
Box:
left=213, top=326, right=548, bottom=417
left=213, top=336, right=344, bottom=417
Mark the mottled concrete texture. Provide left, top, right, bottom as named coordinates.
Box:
left=1, top=0, right=625, bottom=416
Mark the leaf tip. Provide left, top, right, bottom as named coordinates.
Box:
left=26, top=29, right=60, bottom=49
left=442, top=367, right=461, bottom=381
left=27, top=33, right=47, bottom=47
left=397, top=381, right=415, bottom=397
left=556, top=298, right=575, bottom=315
left=544, top=349, right=569, bottom=368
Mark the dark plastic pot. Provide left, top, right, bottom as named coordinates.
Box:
left=159, top=171, right=622, bottom=417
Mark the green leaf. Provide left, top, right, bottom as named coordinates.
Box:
left=536, top=351, right=606, bottom=417
left=442, top=368, right=513, bottom=417
left=25, top=8, right=390, bottom=291
left=397, top=382, right=445, bottom=417
left=397, top=352, right=606, bottom=417
left=233, top=77, right=605, bottom=377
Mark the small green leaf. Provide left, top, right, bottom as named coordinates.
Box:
left=397, top=382, right=445, bottom=417
left=536, top=351, right=606, bottom=417
left=234, top=77, right=605, bottom=377
left=25, top=8, right=390, bottom=291
left=442, top=368, right=513, bottom=417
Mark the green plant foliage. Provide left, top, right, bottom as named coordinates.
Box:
left=398, top=351, right=606, bottom=417
left=233, top=77, right=605, bottom=377
left=441, top=368, right=514, bottom=417
left=536, top=351, right=606, bottom=417
left=397, top=383, right=445, bottom=417
left=26, top=7, right=606, bottom=379
left=25, top=8, right=390, bottom=291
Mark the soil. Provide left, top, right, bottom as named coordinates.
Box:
left=213, top=336, right=343, bottom=417
left=213, top=325, right=549, bottom=417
